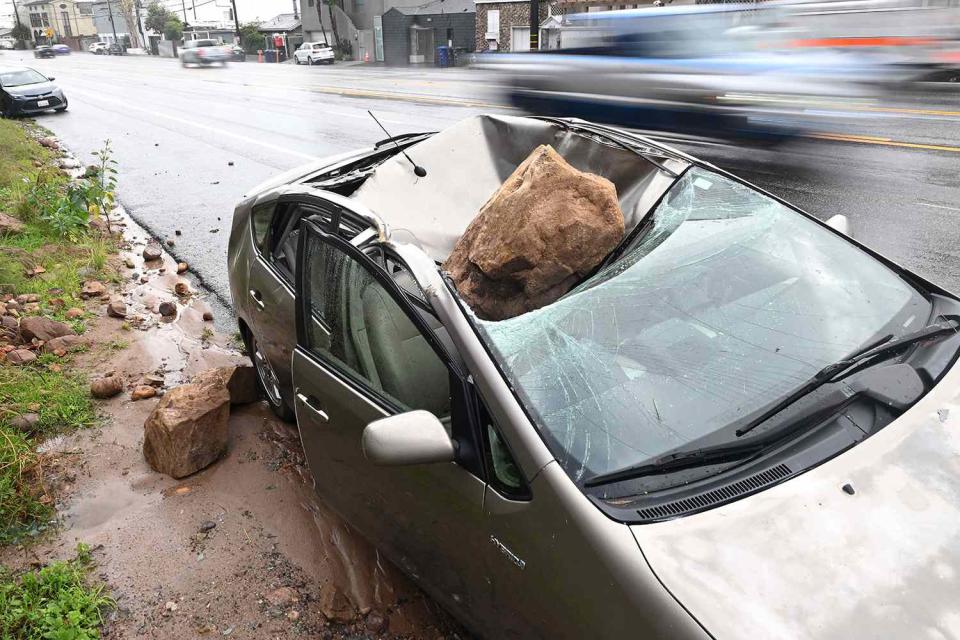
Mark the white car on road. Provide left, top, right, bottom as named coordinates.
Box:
left=88, top=41, right=109, bottom=55
left=293, top=42, right=334, bottom=65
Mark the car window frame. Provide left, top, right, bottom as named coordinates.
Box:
left=294, top=218, right=486, bottom=476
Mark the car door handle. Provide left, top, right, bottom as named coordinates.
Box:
left=249, top=289, right=265, bottom=310
left=297, top=393, right=329, bottom=422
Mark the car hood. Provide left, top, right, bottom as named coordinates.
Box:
left=632, top=361, right=960, bottom=639
left=4, top=81, right=58, bottom=97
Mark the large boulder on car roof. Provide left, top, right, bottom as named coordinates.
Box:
left=444, top=144, right=624, bottom=321
left=143, top=373, right=231, bottom=478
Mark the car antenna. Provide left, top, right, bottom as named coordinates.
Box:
left=367, top=110, right=427, bottom=177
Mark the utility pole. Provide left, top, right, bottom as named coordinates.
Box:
left=106, top=0, right=119, bottom=44
left=292, top=0, right=298, bottom=19
left=134, top=0, right=145, bottom=49
left=180, top=0, right=188, bottom=23
left=528, top=0, right=538, bottom=50
left=230, top=0, right=240, bottom=45
left=191, top=0, right=196, bottom=21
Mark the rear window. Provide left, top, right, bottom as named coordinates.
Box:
left=194, top=40, right=217, bottom=47
left=313, top=43, right=329, bottom=49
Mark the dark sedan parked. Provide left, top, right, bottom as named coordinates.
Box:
left=33, top=45, right=55, bottom=58
left=0, top=66, right=68, bottom=117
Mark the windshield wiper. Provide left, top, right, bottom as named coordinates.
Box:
left=735, top=317, right=959, bottom=438
left=584, top=441, right=767, bottom=488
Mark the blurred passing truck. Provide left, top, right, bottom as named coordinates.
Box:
left=476, top=0, right=960, bottom=143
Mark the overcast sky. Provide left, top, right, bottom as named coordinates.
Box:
left=1, top=0, right=297, bottom=28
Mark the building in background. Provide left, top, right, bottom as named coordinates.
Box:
left=91, top=0, right=130, bottom=45
left=257, top=13, right=303, bottom=59
left=15, top=0, right=98, bottom=48
left=301, top=0, right=477, bottom=64
left=381, top=0, right=475, bottom=65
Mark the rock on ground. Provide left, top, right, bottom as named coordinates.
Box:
left=6, top=349, right=37, bottom=365
left=43, top=335, right=84, bottom=353
left=191, top=364, right=259, bottom=405
left=19, top=316, right=75, bottom=342
left=80, top=280, right=107, bottom=299
left=444, top=144, right=625, bottom=321
left=90, top=374, right=123, bottom=398
left=0, top=212, right=25, bottom=236
left=143, top=375, right=231, bottom=478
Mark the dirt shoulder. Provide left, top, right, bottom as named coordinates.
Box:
left=0, top=129, right=461, bottom=639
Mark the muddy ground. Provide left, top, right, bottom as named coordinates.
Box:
left=1, top=211, right=461, bottom=639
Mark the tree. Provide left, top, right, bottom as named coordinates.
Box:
left=324, top=0, right=341, bottom=52
left=118, top=0, right=141, bottom=48
left=238, top=22, right=264, bottom=53
left=145, top=2, right=182, bottom=40
left=11, top=23, right=31, bottom=47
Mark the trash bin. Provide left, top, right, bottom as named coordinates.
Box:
left=263, top=49, right=277, bottom=63
left=277, top=48, right=287, bottom=62
left=436, top=45, right=450, bottom=68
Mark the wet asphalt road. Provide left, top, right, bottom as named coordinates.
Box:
left=4, top=50, right=960, bottom=303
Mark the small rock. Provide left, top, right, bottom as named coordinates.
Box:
left=10, top=413, right=40, bottom=434
left=199, top=520, right=216, bottom=533
left=80, top=280, right=107, bottom=299
left=131, top=385, right=157, bottom=401
left=264, top=587, right=299, bottom=607
left=318, top=585, right=354, bottom=623
left=164, top=601, right=178, bottom=612
left=140, top=276, right=149, bottom=284
left=208, top=228, right=219, bottom=234
left=83, top=165, right=99, bottom=178
left=365, top=612, right=388, bottom=634
left=165, top=238, right=175, bottom=247
left=124, top=257, right=135, bottom=269
left=19, top=316, right=74, bottom=342
left=174, top=281, right=190, bottom=297
left=16, top=293, right=40, bottom=304
left=286, top=610, right=300, bottom=621
left=107, top=301, right=127, bottom=318
left=227, top=161, right=234, bottom=166
left=39, top=136, right=59, bottom=150
left=1, top=315, right=17, bottom=332
left=52, top=348, right=67, bottom=357
left=176, top=262, right=188, bottom=274
left=143, top=244, right=163, bottom=261
left=49, top=297, right=65, bottom=309
left=44, top=335, right=83, bottom=353
left=59, top=157, right=80, bottom=169
left=143, top=373, right=165, bottom=387
left=65, top=308, right=84, bottom=319
left=91, top=374, right=123, bottom=399
left=7, top=349, right=37, bottom=365
left=23, top=302, right=40, bottom=314
left=175, top=229, right=182, bottom=236
left=202, top=311, right=213, bottom=322
left=158, top=301, right=177, bottom=317
left=0, top=212, right=25, bottom=236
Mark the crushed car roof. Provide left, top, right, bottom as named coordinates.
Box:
left=350, top=115, right=690, bottom=262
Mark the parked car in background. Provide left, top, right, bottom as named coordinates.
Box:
left=230, top=44, right=246, bottom=62
left=33, top=46, right=55, bottom=59
left=51, top=44, right=71, bottom=55
left=0, top=65, right=67, bottom=116
left=293, top=41, right=334, bottom=65
left=0, top=39, right=15, bottom=50
left=107, top=43, right=124, bottom=55
left=89, top=41, right=109, bottom=55
left=180, top=39, right=230, bottom=67
left=229, top=113, right=960, bottom=638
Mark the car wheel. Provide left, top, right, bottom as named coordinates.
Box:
left=294, top=56, right=300, bottom=64
left=248, top=334, right=295, bottom=422
left=307, top=56, right=313, bottom=65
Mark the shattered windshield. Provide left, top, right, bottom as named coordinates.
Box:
left=474, top=168, right=929, bottom=484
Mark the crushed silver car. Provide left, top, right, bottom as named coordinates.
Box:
left=228, top=114, right=960, bottom=639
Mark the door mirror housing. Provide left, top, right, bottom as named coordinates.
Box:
left=46, top=76, right=55, bottom=81
left=825, top=214, right=850, bottom=236
left=362, top=410, right=456, bottom=466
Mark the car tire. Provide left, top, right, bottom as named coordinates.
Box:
left=247, top=333, right=296, bottom=422
left=307, top=56, right=313, bottom=66
left=294, top=56, right=300, bottom=65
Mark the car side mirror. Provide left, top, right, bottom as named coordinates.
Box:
left=362, top=410, right=456, bottom=466
left=47, top=76, right=55, bottom=81
left=825, top=214, right=850, bottom=237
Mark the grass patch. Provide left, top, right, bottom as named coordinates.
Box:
left=0, top=543, right=113, bottom=639
left=0, top=119, right=112, bottom=546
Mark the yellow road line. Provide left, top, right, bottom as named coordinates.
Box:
left=857, top=105, right=960, bottom=117
left=813, top=133, right=960, bottom=153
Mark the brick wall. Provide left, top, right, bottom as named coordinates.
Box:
left=475, top=1, right=548, bottom=52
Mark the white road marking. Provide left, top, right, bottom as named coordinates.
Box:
left=69, top=88, right=321, bottom=161
left=918, top=202, right=960, bottom=213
